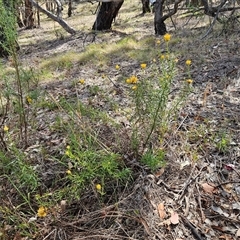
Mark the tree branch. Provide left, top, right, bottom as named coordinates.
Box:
left=29, top=0, right=76, bottom=35
left=162, top=0, right=184, bottom=21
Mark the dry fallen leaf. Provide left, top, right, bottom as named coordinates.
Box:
left=157, top=202, right=166, bottom=220
left=201, top=183, right=216, bottom=194
left=170, top=212, right=179, bottom=225
left=236, top=228, right=240, bottom=237
left=154, top=167, right=165, bottom=177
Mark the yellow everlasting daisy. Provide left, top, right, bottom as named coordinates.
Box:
left=130, top=75, right=138, bottom=84
left=115, top=64, right=120, bottom=70
left=96, top=184, right=102, bottom=191
left=160, top=54, right=165, bottom=60
left=37, top=206, right=47, bottom=218
left=186, top=60, right=192, bottom=66
left=163, top=33, right=171, bottom=42
left=26, top=96, right=33, bottom=105
left=186, top=79, right=193, bottom=84
left=79, top=79, right=85, bottom=84
left=140, top=63, right=147, bottom=69
left=3, top=125, right=9, bottom=132
left=132, top=85, right=137, bottom=90
left=126, top=78, right=132, bottom=84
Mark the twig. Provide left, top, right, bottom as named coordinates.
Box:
left=164, top=113, right=188, bottom=147
left=196, top=178, right=205, bottom=222
left=177, top=164, right=208, bottom=201
left=184, top=195, right=190, bottom=216
left=43, top=229, right=56, bottom=240
left=181, top=215, right=205, bottom=240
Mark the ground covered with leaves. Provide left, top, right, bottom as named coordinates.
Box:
left=0, top=1, right=240, bottom=239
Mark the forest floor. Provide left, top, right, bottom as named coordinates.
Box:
left=1, top=1, right=240, bottom=239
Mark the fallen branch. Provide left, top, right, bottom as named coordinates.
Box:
left=29, top=0, right=76, bottom=35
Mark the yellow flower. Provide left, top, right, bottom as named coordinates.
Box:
left=130, top=75, right=138, bottom=84
left=140, top=63, right=147, bottom=69
left=65, top=150, right=70, bottom=156
left=126, top=78, right=132, bottom=84
left=26, top=96, right=32, bottom=104
left=156, top=39, right=161, bottom=44
left=35, top=194, right=40, bottom=200
left=96, top=184, right=101, bottom=191
left=79, top=79, right=85, bottom=84
left=66, top=169, right=72, bottom=175
left=115, top=64, right=120, bottom=70
left=186, top=60, right=192, bottom=66
left=163, top=33, right=171, bottom=42
left=186, top=79, right=193, bottom=84
left=37, top=206, right=47, bottom=218
left=160, top=54, right=165, bottom=60
left=132, top=85, right=137, bottom=90
left=3, top=125, right=9, bottom=132
left=66, top=145, right=70, bottom=150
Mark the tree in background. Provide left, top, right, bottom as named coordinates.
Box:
left=141, top=0, right=151, bottom=14
left=92, top=1, right=124, bottom=31
left=0, top=0, right=19, bottom=57
left=24, top=0, right=35, bottom=28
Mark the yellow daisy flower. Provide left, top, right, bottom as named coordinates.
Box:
left=130, top=75, right=138, bottom=84
left=160, top=54, right=165, bottom=60
left=140, top=63, right=147, bottom=69
left=115, top=64, right=120, bottom=70
left=3, top=125, right=9, bottom=132
left=79, top=79, right=85, bottom=84
left=126, top=78, right=132, bottom=84
left=37, top=206, right=47, bottom=218
left=186, top=60, right=192, bottom=66
left=132, top=85, right=137, bottom=90
left=163, top=33, right=171, bottom=42
left=96, top=184, right=102, bottom=191
left=186, top=79, right=193, bottom=84
left=26, top=96, right=33, bottom=105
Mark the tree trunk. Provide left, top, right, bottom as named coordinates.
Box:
left=92, top=1, right=124, bottom=31
left=24, top=0, right=35, bottom=28
left=68, top=0, right=72, bottom=17
left=154, top=0, right=167, bottom=35
left=141, top=0, right=151, bottom=14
